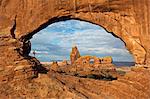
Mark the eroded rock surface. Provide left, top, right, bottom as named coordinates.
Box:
left=100, top=56, right=113, bottom=64
left=0, top=0, right=150, bottom=67
left=0, top=0, right=150, bottom=98
left=0, top=0, right=150, bottom=66
left=70, top=46, right=81, bottom=64
left=75, top=56, right=113, bottom=65
left=0, top=0, right=150, bottom=78
left=50, top=54, right=118, bottom=81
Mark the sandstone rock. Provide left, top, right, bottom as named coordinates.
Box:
left=0, top=0, right=149, bottom=83
left=47, top=68, right=150, bottom=99
left=61, top=60, right=69, bottom=66
left=74, top=56, right=112, bottom=66
left=50, top=62, right=59, bottom=71
left=100, top=56, right=113, bottom=64
left=0, top=0, right=150, bottom=98
left=70, top=46, right=81, bottom=64
left=74, top=55, right=100, bottom=66
left=0, top=67, right=149, bottom=99
left=52, top=55, right=117, bottom=80
left=75, top=56, right=91, bottom=66
left=93, top=56, right=101, bottom=65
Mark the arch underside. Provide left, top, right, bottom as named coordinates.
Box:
left=20, top=14, right=146, bottom=65
left=24, top=15, right=145, bottom=65
left=0, top=0, right=150, bottom=98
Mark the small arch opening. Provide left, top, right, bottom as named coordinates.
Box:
left=90, top=59, right=94, bottom=64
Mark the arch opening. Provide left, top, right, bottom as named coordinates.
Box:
left=29, top=19, right=135, bottom=66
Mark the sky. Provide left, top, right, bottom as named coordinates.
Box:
left=30, top=20, right=134, bottom=62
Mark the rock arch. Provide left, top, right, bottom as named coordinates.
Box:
left=0, top=0, right=150, bottom=69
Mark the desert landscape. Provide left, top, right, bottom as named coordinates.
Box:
left=0, top=0, right=150, bottom=98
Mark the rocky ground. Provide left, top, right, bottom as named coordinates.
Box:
left=0, top=46, right=150, bottom=99
left=0, top=62, right=150, bottom=99
left=0, top=48, right=150, bottom=99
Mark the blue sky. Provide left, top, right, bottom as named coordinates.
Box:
left=30, top=20, right=134, bottom=62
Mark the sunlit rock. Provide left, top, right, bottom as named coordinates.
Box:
left=70, top=46, right=81, bottom=64
left=50, top=61, right=59, bottom=71
left=100, top=56, right=113, bottom=64
left=61, top=60, right=69, bottom=66
left=0, top=0, right=150, bottom=98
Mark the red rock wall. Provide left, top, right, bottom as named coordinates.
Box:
left=0, top=0, right=150, bottom=70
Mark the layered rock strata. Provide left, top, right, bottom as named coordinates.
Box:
left=1, top=0, right=150, bottom=68
left=0, top=0, right=150, bottom=98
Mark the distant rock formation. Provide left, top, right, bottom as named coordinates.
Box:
left=100, top=56, right=113, bottom=64
left=74, top=56, right=113, bottom=66
left=50, top=61, right=59, bottom=71
left=60, top=60, right=68, bottom=66
left=62, top=60, right=68, bottom=66
left=51, top=54, right=117, bottom=80
left=70, top=46, right=81, bottom=64
left=69, top=46, right=113, bottom=66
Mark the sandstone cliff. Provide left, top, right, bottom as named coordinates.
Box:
left=0, top=0, right=150, bottom=98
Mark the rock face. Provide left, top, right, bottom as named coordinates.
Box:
left=75, top=56, right=113, bottom=65
left=51, top=54, right=118, bottom=80
left=0, top=0, right=150, bottom=98
left=0, top=0, right=149, bottom=68
left=61, top=60, right=68, bottom=66
left=100, top=56, right=113, bottom=64
left=0, top=0, right=150, bottom=77
left=50, top=62, right=59, bottom=71
left=70, top=46, right=81, bottom=64
left=47, top=68, right=150, bottom=99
